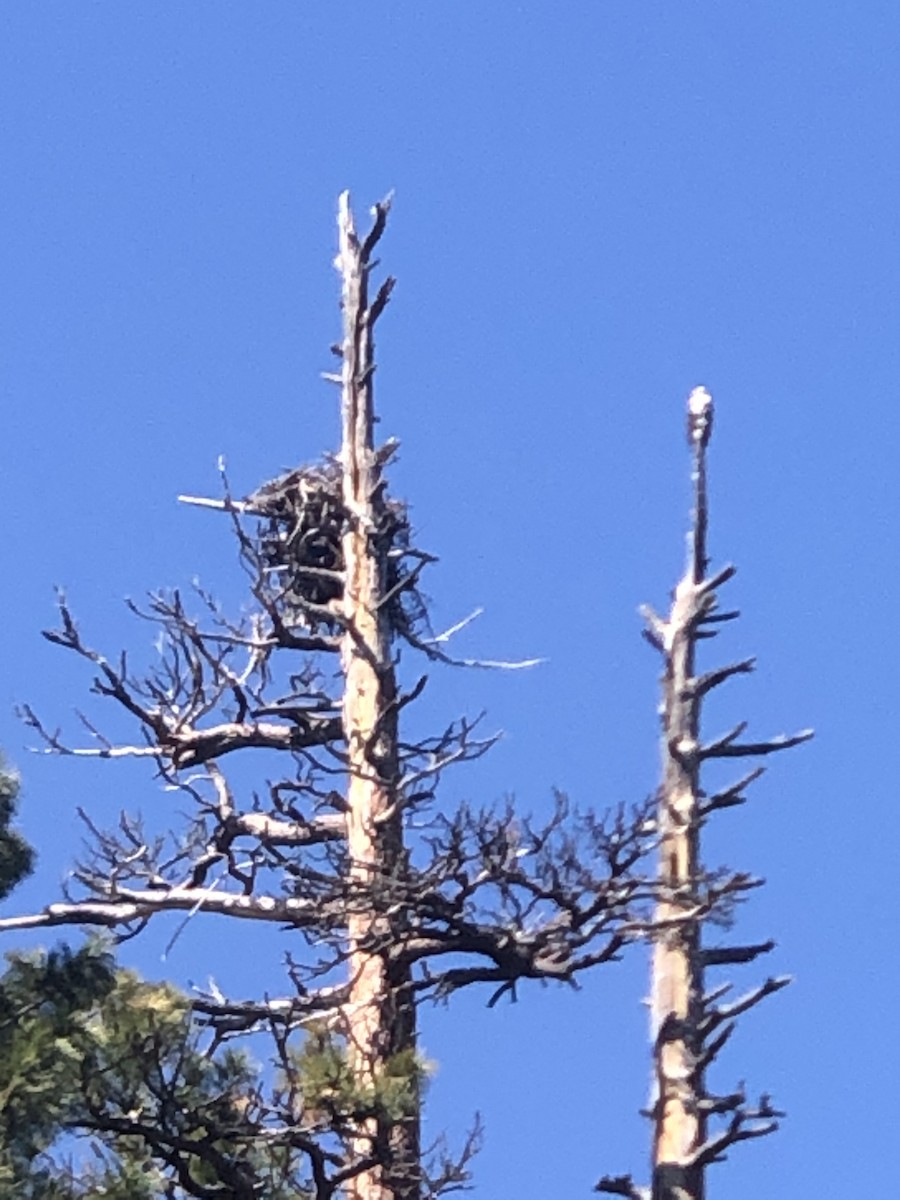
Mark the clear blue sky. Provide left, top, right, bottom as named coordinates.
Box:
left=1, top=5, right=896, bottom=1196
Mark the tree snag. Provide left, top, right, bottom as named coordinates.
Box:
left=336, top=193, right=417, bottom=1200
left=599, top=387, right=812, bottom=1200
left=4, top=194, right=667, bottom=1198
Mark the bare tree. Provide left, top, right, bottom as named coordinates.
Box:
left=3, top=195, right=661, bottom=1199
left=597, top=388, right=812, bottom=1200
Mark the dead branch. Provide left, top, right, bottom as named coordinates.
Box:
left=0, top=886, right=322, bottom=933
left=699, top=976, right=791, bottom=1035
left=689, top=1092, right=783, bottom=1169
left=596, top=1175, right=650, bottom=1199
left=700, top=726, right=813, bottom=760
left=699, top=767, right=766, bottom=815
left=700, top=940, right=775, bottom=967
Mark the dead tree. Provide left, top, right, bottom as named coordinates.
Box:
left=3, top=194, right=661, bottom=1199
left=597, top=388, right=812, bottom=1200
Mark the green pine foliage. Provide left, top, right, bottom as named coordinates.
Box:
left=0, top=757, right=289, bottom=1197
left=0, top=939, right=115, bottom=1194
left=0, top=798, right=420, bottom=1197
left=0, top=940, right=436, bottom=1196
left=292, top=1025, right=430, bottom=1127
left=0, top=940, right=293, bottom=1198
left=0, top=759, right=34, bottom=901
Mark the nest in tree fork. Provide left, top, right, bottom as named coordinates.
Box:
left=244, top=458, right=428, bottom=638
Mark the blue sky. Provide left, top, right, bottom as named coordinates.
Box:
left=1, top=4, right=897, bottom=1196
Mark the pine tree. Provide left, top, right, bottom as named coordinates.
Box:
left=0, top=931, right=301, bottom=1198
left=0, top=759, right=32, bottom=903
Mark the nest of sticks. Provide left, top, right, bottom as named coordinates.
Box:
left=244, top=459, right=429, bottom=639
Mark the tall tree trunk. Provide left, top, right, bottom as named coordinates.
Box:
left=337, top=193, right=419, bottom=1200
left=598, top=388, right=809, bottom=1200
left=648, top=388, right=714, bottom=1200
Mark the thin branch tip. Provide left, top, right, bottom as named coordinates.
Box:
left=687, top=384, right=714, bottom=449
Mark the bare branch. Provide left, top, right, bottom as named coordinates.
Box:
left=691, top=658, right=755, bottom=697
left=689, top=1093, right=783, bottom=1169
left=700, top=976, right=791, bottom=1036
left=700, top=767, right=766, bottom=816
left=0, top=886, right=324, bottom=934
left=596, top=1175, right=649, bottom=1200
left=701, top=727, right=814, bottom=760
left=701, top=940, right=775, bottom=967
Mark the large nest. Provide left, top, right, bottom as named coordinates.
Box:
left=244, top=459, right=430, bottom=639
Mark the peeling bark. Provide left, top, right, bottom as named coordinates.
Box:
left=337, top=192, right=419, bottom=1200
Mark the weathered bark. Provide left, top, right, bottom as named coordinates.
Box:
left=337, top=192, right=419, bottom=1200
left=648, top=388, right=714, bottom=1200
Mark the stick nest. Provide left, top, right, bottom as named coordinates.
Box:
left=245, top=459, right=429, bottom=639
